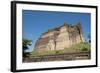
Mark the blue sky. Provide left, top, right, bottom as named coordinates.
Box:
left=22, top=10, right=91, bottom=52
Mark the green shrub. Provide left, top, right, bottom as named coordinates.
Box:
left=55, top=50, right=64, bottom=54
left=81, top=48, right=88, bottom=51
left=64, top=42, right=90, bottom=52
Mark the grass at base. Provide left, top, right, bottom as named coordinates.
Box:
left=30, top=42, right=91, bottom=57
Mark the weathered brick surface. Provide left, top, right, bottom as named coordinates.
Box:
left=34, top=23, right=84, bottom=52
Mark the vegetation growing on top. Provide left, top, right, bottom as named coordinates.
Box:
left=64, top=42, right=91, bottom=52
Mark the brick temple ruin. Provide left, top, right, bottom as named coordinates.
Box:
left=34, top=23, right=84, bottom=52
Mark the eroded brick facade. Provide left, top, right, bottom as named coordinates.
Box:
left=34, top=23, right=84, bottom=52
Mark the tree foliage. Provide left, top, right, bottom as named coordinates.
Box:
left=23, top=38, right=32, bottom=58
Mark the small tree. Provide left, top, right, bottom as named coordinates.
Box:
left=23, top=38, right=32, bottom=58
left=88, top=33, right=91, bottom=43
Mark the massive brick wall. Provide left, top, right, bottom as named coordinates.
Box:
left=34, top=23, right=84, bottom=52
